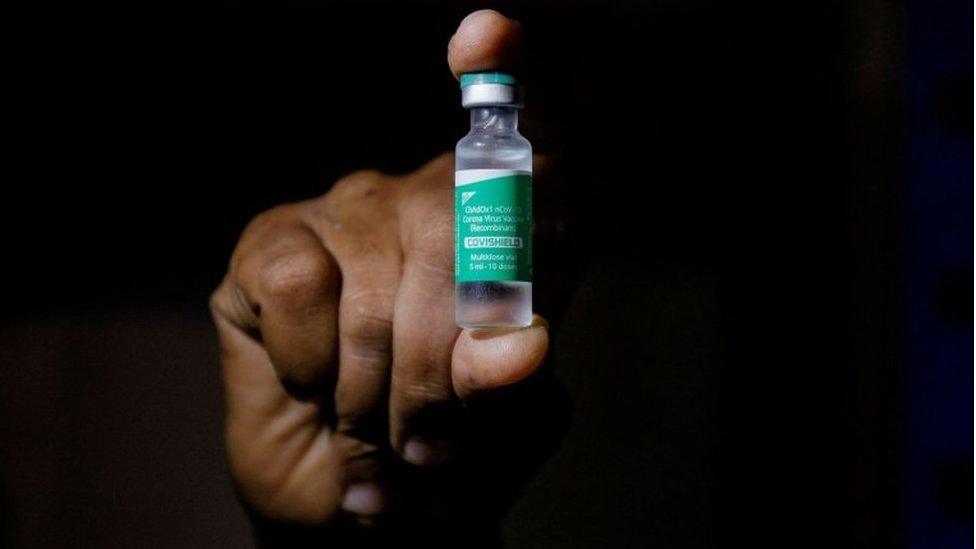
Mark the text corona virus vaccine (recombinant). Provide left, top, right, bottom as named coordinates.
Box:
left=455, top=72, right=532, bottom=328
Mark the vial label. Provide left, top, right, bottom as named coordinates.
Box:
left=455, top=169, right=533, bottom=283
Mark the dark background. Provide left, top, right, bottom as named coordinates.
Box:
left=2, top=0, right=972, bottom=547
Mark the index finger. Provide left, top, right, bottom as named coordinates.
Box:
left=447, top=9, right=522, bottom=79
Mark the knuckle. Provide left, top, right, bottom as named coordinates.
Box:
left=399, top=379, right=453, bottom=408
left=258, top=249, right=332, bottom=308
left=408, top=252, right=454, bottom=283
left=340, top=295, right=394, bottom=353
left=343, top=287, right=395, bottom=315
left=230, top=201, right=316, bottom=285
left=316, top=171, right=397, bottom=237
left=408, top=214, right=454, bottom=277
left=419, top=212, right=455, bottom=245
left=208, top=284, right=227, bottom=318
left=210, top=277, right=259, bottom=330
left=328, top=170, right=387, bottom=201
left=240, top=203, right=303, bottom=242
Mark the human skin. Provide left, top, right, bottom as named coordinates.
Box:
left=210, top=9, right=572, bottom=544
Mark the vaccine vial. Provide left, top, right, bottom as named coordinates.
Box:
left=455, top=72, right=533, bottom=328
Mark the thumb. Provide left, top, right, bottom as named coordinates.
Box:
left=447, top=9, right=522, bottom=80
left=451, top=315, right=549, bottom=401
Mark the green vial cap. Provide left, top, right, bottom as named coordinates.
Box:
left=459, top=72, right=517, bottom=89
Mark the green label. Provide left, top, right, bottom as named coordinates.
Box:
left=455, top=170, right=532, bottom=282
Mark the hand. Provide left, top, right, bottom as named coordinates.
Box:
left=211, top=9, right=572, bottom=544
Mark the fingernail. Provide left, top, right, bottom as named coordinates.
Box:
left=403, top=437, right=450, bottom=466
left=341, top=483, right=387, bottom=516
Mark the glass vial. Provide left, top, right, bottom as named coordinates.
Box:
left=455, top=72, right=533, bottom=328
